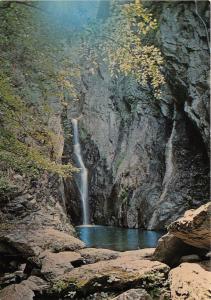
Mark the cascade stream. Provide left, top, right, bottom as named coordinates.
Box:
left=72, top=119, right=89, bottom=225
left=148, top=119, right=176, bottom=229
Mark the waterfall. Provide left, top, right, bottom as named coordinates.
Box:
left=72, top=119, right=89, bottom=225
left=159, top=120, right=175, bottom=203
left=148, top=120, right=176, bottom=229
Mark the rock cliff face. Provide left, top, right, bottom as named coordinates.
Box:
left=64, top=1, right=210, bottom=229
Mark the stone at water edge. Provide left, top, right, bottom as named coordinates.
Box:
left=169, top=262, right=211, bottom=300
left=112, top=288, right=152, bottom=300
left=77, top=248, right=155, bottom=265
left=0, top=226, right=85, bottom=258
left=153, top=233, right=198, bottom=267
left=78, top=248, right=120, bottom=264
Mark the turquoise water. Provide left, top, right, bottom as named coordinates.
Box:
left=76, top=225, right=163, bottom=251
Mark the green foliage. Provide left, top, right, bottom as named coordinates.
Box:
left=119, top=187, right=129, bottom=205
left=0, top=177, right=16, bottom=194
left=47, top=1, right=165, bottom=103
left=102, top=2, right=164, bottom=90
left=73, top=1, right=164, bottom=97
left=0, top=0, right=164, bottom=196
left=0, top=74, right=76, bottom=178
left=52, top=280, right=70, bottom=293
left=0, top=4, right=77, bottom=191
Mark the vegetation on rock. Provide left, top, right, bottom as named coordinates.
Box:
left=0, top=0, right=164, bottom=195
left=0, top=2, right=77, bottom=195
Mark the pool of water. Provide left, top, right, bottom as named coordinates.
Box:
left=76, top=225, right=163, bottom=251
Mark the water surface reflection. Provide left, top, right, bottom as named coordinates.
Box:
left=76, top=225, right=163, bottom=251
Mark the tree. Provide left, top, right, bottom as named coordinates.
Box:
left=0, top=2, right=77, bottom=194
left=69, top=0, right=165, bottom=97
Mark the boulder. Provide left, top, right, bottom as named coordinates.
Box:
left=0, top=284, right=34, bottom=300
left=168, top=202, right=211, bottom=250
left=169, top=262, right=211, bottom=299
left=54, top=257, right=169, bottom=297
left=78, top=248, right=120, bottom=264
left=0, top=276, right=48, bottom=300
left=23, top=275, right=49, bottom=291
left=112, top=288, right=152, bottom=300
left=153, top=233, right=198, bottom=266
left=0, top=226, right=85, bottom=257
left=40, top=251, right=82, bottom=280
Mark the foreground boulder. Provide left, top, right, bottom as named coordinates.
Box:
left=0, top=276, right=48, bottom=300
left=153, top=234, right=200, bottom=266
left=40, top=251, right=82, bottom=280
left=153, top=203, right=210, bottom=266
left=169, top=262, right=211, bottom=299
left=53, top=257, right=169, bottom=298
left=168, top=202, right=211, bottom=250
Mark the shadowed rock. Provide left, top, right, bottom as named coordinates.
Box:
left=0, top=276, right=48, bottom=300
left=153, top=233, right=200, bottom=267
left=112, top=288, right=152, bottom=300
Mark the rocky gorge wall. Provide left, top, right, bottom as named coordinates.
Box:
left=64, top=1, right=210, bottom=229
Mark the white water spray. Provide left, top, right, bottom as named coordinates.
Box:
left=72, top=119, right=89, bottom=225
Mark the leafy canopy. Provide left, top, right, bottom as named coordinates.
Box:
left=0, top=2, right=77, bottom=193
left=70, top=1, right=164, bottom=97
